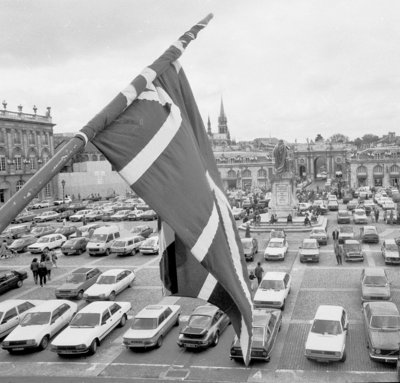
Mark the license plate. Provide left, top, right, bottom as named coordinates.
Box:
left=12, top=347, right=24, bottom=351
left=130, top=342, right=143, bottom=346
left=186, top=344, right=198, bottom=348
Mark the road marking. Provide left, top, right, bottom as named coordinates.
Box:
left=364, top=245, right=376, bottom=267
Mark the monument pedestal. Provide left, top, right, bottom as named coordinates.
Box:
left=268, top=172, right=298, bottom=219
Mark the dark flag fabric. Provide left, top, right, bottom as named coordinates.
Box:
left=79, top=15, right=253, bottom=364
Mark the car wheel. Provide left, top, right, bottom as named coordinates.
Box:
left=340, top=350, right=346, bottom=362
left=109, top=291, right=116, bottom=301
left=212, top=331, right=220, bottom=347
left=281, top=300, right=285, bottom=311
left=105, top=248, right=110, bottom=256
left=43, top=247, right=49, bottom=253
left=156, top=335, right=163, bottom=348
left=89, top=339, right=98, bottom=355
left=174, top=315, right=180, bottom=327
left=16, top=280, right=23, bottom=288
left=118, top=314, right=127, bottom=328
left=77, top=290, right=84, bottom=300
left=39, top=335, right=49, bottom=350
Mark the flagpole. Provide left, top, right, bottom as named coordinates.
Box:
left=0, top=14, right=213, bottom=234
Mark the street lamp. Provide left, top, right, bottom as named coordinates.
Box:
left=61, top=179, right=66, bottom=204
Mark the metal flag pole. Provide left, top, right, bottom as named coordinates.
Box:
left=0, top=13, right=213, bottom=234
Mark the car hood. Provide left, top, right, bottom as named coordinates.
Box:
left=5, top=325, right=46, bottom=341
left=85, top=284, right=113, bottom=295
left=300, top=249, right=319, bottom=256
left=180, top=326, right=208, bottom=336
left=369, top=330, right=400, bottom=350
left=87, top=242, right=106, bottom=248
left=242, top=248, right=253, bottom=255
left=57, top=283, right=82, bottom=291
left=265, top=248, right=284, bottom=255
left=305, top=332, right=344, bottom=352
left=385, top=251, right=400, bottom=258
left=362, top=285, right=390, bottom=297
left=254, top=289, right=285, bottom=302
left=123, top=328, right=158, bottom=340
left=233, top=338, right=264, bottom=348
left=52, top=327, right=98, bottom=346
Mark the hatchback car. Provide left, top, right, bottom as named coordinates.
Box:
left=30, top=226, right=56, bottom=238
left=2, top=300, right=77, bottom=353
left=353, top=209, right=368, bottom=224
left=140, top=209, right=158, bottom=221
left=27, top=233, right=66, bottom=254
left=381, top=239, right=400, bottom=265
left=70, top=210, right=93, bottom=222
left=51, top=301, right=131, bottom=356
left=110, top=235, right=145, bottom=256
left=83, top=269, right=135, bottom=301
left=253, top=272, right=291, bottom=310
left=34, top=211, right=60, bottom=223
left=347, top=199, right=358, bottom=211
left=299, top=238, right=320, bottom=263
left=139, top=236, right=159, bottom=255
left=8, top=235, right=37, bottom=253
left=337, top=210, right=351, bottom=224
left=55, top=268, right=102, bottom=300
left=123, top=304, right=181, bottom=349
left=110, top=210, right=131, bottom=221
left=309, top=227, right=328, bottom=245
left=361, top=268, right=391, bottom=302
left=305, top=305, right=348, bottom=362
left=13, top=211, right=36, bottom=224
left=55, top=226, right=78, bottom=239
left=338, top=225, right=355, bottom=244
left=230, top=308, right=282, bottom=362
left=327, top=200, right=339, bottom=211
left=0, top=270, right=28, bottom=294
left=360, top=226, right=379, bottom=244
left=240, top=237, right=258, bottom=262
left=61, top=237, right=90, bottom=255
left=362, top=301, right=400, bottom=363
left=264, top=238, right=288, bottom=261
left=84, top=209, right=104, bottom=222
left=339, top=239, right=364, bottom=262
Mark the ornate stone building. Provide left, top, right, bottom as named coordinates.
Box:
left=0, top=102, right=56, bottom=203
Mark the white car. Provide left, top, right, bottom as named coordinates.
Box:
left=353, top=208, right=368, bottom=224
left=327, top=200, right=339, bottom=211
left=70, top=210, right=93, bottom=222
left=139, top=236, right=159, bottom=255
left=2, top=300, right=77, bottom=353
left=305, top=305, right=348, bottom=362
left=27, top=233, right=66, bottom=254
left=382, top=200, right=395, bottom=210
left=0, top=300, right=44, bottom=338
left=50, top=301, right=131, bottom=355
left=110, top=235, right=145, bottom=256
left=232, top=207, right=245, bottom=220
left=54, top=197, right=72, bottom=205
left=34, top=211, right=60, bottom=223
left=83, top=269, right=135, bottom=301
left=122, top=304, right=181, bottom=349
left=253, top=272, right=291, bottom=310
left=264, top=238, right=288, bottom=260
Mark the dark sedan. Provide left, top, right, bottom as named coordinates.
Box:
left=361, top=226, right=380, bottom=244
left=140, top=209, right=158, bottom=221
left=0, top=270, right=28, bottom=294
left=61, top=237, right=90, bottom=255
left=56, top=210, right=75, bottom=222
left=177, top=305, right=230, bottom=349
left=55, top=226, right=78, bottom=239
left=130, top=225, right=153, bottom=238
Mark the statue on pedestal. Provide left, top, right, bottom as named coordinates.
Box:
left=273, top=140, right=290, bottom=174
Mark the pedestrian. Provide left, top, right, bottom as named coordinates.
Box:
left=375, top=209, right=380, bottom=223
left=371, top=212, right=375, bottom=223
left=332, top=227, right=339, bottom=244
left=30, top=258, right=39, bottom=284
left=389, top=210, right=394, bottom=225
left=82, top=215, right=87, bottom=226
left=38, top=259, right=47, bottom=287
left=51, top=250, right=58, bottom=268
left=287, top=213, right=293, bottom=224
left=383, top=209, right=387, bottom=223
left=334, top=242, right=342, bottom=265
left=245, top=223, right=251, bottom=238
left=304, top=215, right=312, bottom=227
left=249, top=270, right=258, bottom=292
left=62, top=217, right=67, bottom=226
left=254, top=262, right=264, bottom=285
left=0, top=240, right=8, bottom=259
left=44, top=252, right=53, bottom=280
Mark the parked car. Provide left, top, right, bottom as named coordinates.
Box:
left=123, top=304, right=181, bottom=349
left=338, top=225, right=355, bottom=244
left=264, top=238, right=288, bottom=261
left=177, top=305, right=229, bottom=349
left=337, top=210, right=351, bottom=224
left=140, top=209, right=158, bottom=221
left=8, top=235, right=37, bottom=253
left=30, top=225, right=56, bottom=238
left=110, top=235, right=145, bottom=256
left=1, top=300, right=77, bottom=353
left=56, top=210, right=75, bottom=222
left=83, top=269, right=135, bottom=301
left=253, top=271, right=291, bottom=310
left=110, top=210, right=131, bottom=221
left=361, top=268, right=391, bottom=302
left=34, top=211, right=60, bottom=223
left=61, top=237, right=90, bottom=256
left=232, top=207, right=246, bottom=220
left=312, top=200, right=328, bottom=214
left=327, top=200, right=339, bottom=211
left=298, top=202, right=311, bottom=213
left=347, top=199, right=358, bottom=211
left=127, top=210, right=144, bottom=221
left=53, top=196, right=72, bottom=206
left=139, top=236, right=159, bottom=255
left=51, top=301, right=131, bottom=356
left=269, top=229, right=286, bottom=241
left=130, top=225, right=153, bottom=238
left=353, top=208, right=368, bottom=224
left=240, top=237, right=258, bottom=262
left=31, top=200, right=52, bottom=209
left=70, top=223, right=103, bottom=239
left=68, top=202, right=88, bottom=212
left=85, top=210, right=104, bottom=222
left=55, top=267, right=102, bottom=299
left=55, top=226, right=78, bottom=239
left=0, top=270, right=28, bottom=295
left=382, top=200, right=396, bottom=211
left=305, top=305, right=348, bottom=362
left=360, top=226, right=379, bottom=244
left=299, top=238, right=320, bottom=263
left=0, top=299, right=44, bottom=339
left=102, top=211, right=115, bottom=222
left=13, top=211, right=36, bottom=224
left=362, top=301, right=400, bottom=363
left=309, top=227, right=328, bottom=245
left=3, top=224, right=31, bottom=240
left=230, top=308, right=282, bottom=362
left=86, top=225, right=121, bottom=256
left=70, top=210, right=93, bottom=222
left=339, top=239, right=364, bottom=262
left=381, top=239, right=400, bottom=265
left=27, top=234, right=66, bottom=254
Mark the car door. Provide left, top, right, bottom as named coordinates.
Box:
left=115, top=272, right=126, bottom=293
left=100, top=308, right=114, bottom=339
left=0, top=274, right=10, bottom=294
left=49, top=308, right=65, bottom=336
left=215, top=309, right=230, bottom=333
left=284, top=274, right=290, bottom=298
left=266, top=314, right=278, bottom=354
left=0, top=307, right=19, bottom=337
left=109, top=303, right=123, bottom=329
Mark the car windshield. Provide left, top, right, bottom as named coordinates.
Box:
left=386, top=244, right=398, bottom=251
left=303, top=242, right=317, bottom=249
left=340, top=226, right=353, bottom=233
left=97, top=275, right=116, bottom=284
left=268, top=241, right=283, bottom=248
left=364, top=228, right=377, bottom=235
left=132, top=317, right=158, bottom=330
left=355, top=211, right=365, bottom=216
left=12, top=239, right=24, bottom=246
left=241, top=241, right=252, bottom=249
left=143, top=238, right=157, bottom=246
left=260, top=280, right=284, bottom=290
left=37, top=237, right=50, bottom=243
left=311, top=319, right=342, bottom=335
left=370, top=315, right=400, bottom=330
left=271, top=231, right=284, bottom=238
left=312, top=229, right=325, bottom=235
left=21, top=312, right=50, bottom=326
left=66, top=274, right=86, bottom=283
left=363, top=276, right=387, bottom=286
left=252, top=326, right=265, bottom=342
left=188, top=314, right=212, bottom=328
left=70, top=313, right=100, bottom=327
left=344, top=244, right=361, bottom=252
left=338, top=212, right=349, bottom=217
left=91, top=234, right=107, bottom=242
left=113, top=240, right=126, bottom=247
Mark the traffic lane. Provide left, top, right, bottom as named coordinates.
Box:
left=300, top=269, right=362, bottom=289
left=278, top=323, right=392, bottom=373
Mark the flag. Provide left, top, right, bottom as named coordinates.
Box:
left=79, top=15, right=253, bottom=364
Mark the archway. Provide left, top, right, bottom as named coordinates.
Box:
left=299, top=165, right=306, bottom=177
left=314, top=156, right=327, bottom=179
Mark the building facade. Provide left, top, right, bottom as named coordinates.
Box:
left=0, top=102, right=56, bottom=204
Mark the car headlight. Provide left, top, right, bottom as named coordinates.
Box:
left=2, top=341, right=10, bottom=346
left=26, top=339, right=36, bottom=346
left=374, top=348, right=381, bottom=355
left=76, top=343, right=87, bottom=350
left=83, top=294, right=88, bottom=298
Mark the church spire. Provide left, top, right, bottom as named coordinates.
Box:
left=207, top=115, right=212, bottom=135
left=218, top=97, right=228, bottom=135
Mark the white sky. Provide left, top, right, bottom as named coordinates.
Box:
left=1, top=0, right=400, bottom=142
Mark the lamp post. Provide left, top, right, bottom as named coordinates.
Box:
left=61, top=179, right=66, bottom=204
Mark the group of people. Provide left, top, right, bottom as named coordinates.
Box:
left=30, top=249, right=58, bottom=287
left=249, top=262, right=264, bottom=292
left=332, top=227, right=342, bottom=265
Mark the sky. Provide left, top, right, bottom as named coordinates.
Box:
left=1, top=0, right=400, bottom=142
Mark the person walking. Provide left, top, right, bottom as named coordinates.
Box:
left=82, top=215, right=87, bottom=226
left=375, top=208, right=380, bottom=223
left=332, top=227, right=339, bottom=244
left=249, top=270, right=258, bottom=293
left=334, top=242, right=342, bottom=265
left=44, top=252, right=53, bottom=281
left=245, top=223, right=251, bottom=238
left=30, top=258, right=39, bottom=284
left=383, top=209, right=388, bottom=223
left=254, top=262, right=264, bottom=285
left=389, top=210, right=394, bottom=225
left=51, top=250, right=58, bottom=268
left=38, top=259, right=47, bottom=287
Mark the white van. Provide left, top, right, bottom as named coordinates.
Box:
left=86, top=225, right=120, bottom=256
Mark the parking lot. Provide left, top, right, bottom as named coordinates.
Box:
left=0, top=207, right=400, bottom=383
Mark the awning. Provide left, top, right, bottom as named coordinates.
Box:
left=357, top=173, right=367, bottom=179
left=373, top=173, right=384, bottom=179
left=389, top=172, right=400, bottom=177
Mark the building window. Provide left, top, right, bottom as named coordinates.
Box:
left=44, top=183, right=51, bottom=197
left=0, top=156, right=5, bottom=171
left=242, top=169, right=252, bottom=178
left=257, top=168, right=267, bottom=178
left=43, top=155, right=49, bottom=164
left=14, top=131, right=21, bottom=145
left=227, top=170, right=236, bottom=178
left=16, top=180, right=24, bottom=192
left=0, top=190, right=4, bottom=203
left=44, top=134, right=49, bottom=145
left=15, top=156, right=22, bottom=171
left=29, top=156, right=35, bottom=170
left=29, top=132, right=35, bottom=145
left=0, top=130, right=4, bottom=143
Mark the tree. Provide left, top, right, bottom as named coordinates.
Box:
left=329, top=133, right=348, bottom=144
left=362, top=134, right=379, bottom=145
left=353, top=137, right=362, bottom=148
left=315, top=134, right=324, bottom=142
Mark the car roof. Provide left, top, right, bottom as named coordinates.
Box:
left=191, top=305, right=219, bottom=317
left=72, top=267, right=97, bottom=274
left=303, top=238, right=317, bottom=244
left=79, top=301, right=116, bottom=313
left=363, top=226, right=376, bottom=230
left=30, top=300, right=72, bottom=311
left=385, top=239, right=397, bottom=245
left=366, top=301, right=399, bottom=316
left=363, top=268, right=386, bottom=276
left=100, top=269, right=129, bottom=276
left=344, top=240, right=360, bottom=245
left=315, top=305, right=344, bottom=320
left=241, top=237, right=253, bottom=243
left=269, top=238, right=284, bottom=243
left=116, top=235, right=142, bottom=242
left=136, top=304, right=179, bottom=318
left=262, top=271, right=287, bottom=281
left=0, top=299, right=36, bottom=311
